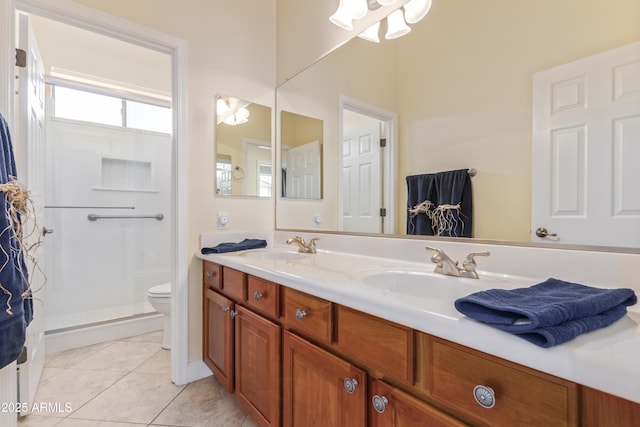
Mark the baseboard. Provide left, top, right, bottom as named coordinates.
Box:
left=45, top=314, right=164, bottom=354
left=186, top=359, right=212, bottom=383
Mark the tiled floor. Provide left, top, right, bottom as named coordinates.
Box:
left=18, top=331, right=258, bottom=427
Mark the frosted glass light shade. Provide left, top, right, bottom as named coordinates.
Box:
left=224, top=107, right=250, bottom=125
left=345, top=0, right=368, bottom=19
left=216, top=98, right=229, bottom=115
left=377, top=0, right=397, bottom=5
left=358, top=21, right=380, bottom=43
left=403, top=0, right=432, bottom=24
left=329, top=1, right=354, bottom=31
left=385, top=9, right=411, bottom=39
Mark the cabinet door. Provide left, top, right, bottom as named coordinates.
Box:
left=369, top=378, right=466, bottom=427
left=283, top=331, right=366, bottom=427
left=203, top=288, right=234, bottom=392
left=235, top=306, right=281, bottom=427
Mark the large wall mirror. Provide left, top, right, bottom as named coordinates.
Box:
left=275, top=0, right=640, bottom=250
left=216, top=95, right=272, bottom=197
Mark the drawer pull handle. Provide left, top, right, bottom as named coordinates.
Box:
left=205, top=271, right=216, bottom=278
left=372, top=395, right=388, bottom=413
left=473, top=385, right=495, bottom=409
left=253, top=291, right=264, bottom=301
left=295, top=308, right=307, bottom=321
left=343, top=378, right=359, bottom=394
left=229, top=310, right=238, bottom=319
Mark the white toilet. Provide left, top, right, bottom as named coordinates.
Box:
left=147, top=283, right=172, bottom=349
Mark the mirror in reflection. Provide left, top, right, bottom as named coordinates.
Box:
left=280, top=111, right=323, bottom=199
left=215, top=95, right=272, bottom=197
left=275, top=0, right=640, bottom=250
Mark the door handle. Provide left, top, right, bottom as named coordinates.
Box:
left=42, top=226, right=54, bottom=236
left=535, top=227, right=557, bottom=238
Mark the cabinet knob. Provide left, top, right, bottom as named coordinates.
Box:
left=229, top=310, right=238, bottom=319
left=372, top=395, right=388, bottom=413
left=343, top=378, right=359, bottom=394
left=295, top=308, right=307, bottom=321
left=222, top=306, right=230, bottom=313
left=473, top=385, right=496, bottom=409
left=253, top=291, right=264, bottom=301
left=205, top=271, right=216, bottom=278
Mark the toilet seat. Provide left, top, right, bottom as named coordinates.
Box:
left=148, top=282, right=171, bottom=298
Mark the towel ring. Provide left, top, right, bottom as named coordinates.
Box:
left=232, top=165, right=245, bottom=182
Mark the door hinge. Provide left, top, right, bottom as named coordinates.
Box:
left=379, top=208, right=387, bottom=217
left=15, top=48, right=26, bottom=68
left=380, top=138, right=387, bottom=148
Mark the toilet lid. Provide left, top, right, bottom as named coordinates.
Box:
left=148, top=283, right=171, bottom=297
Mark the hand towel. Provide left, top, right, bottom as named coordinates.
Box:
left=454, top=278, right=637, bottom=348
left=201, top=238, right=267, bottom=254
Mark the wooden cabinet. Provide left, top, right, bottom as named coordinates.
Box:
left=203, top=262, right=637, bottom=427
left=581, top=386, right=640, bottom=427
left=368, top=378, right=466, bottom=427
left=202, top=262, right=281, bottom=427
left=203, top=288, right=234, bottom=392
left=283, top=330, right=366, bottom=427
left=426, top=336, right=579, bottom=427
left=235, top=305, right=281, bottom=427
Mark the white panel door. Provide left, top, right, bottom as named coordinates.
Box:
left=286, top=140, right=321, bottom=199
left=17, top=13, right=46, bottom=414
left=341, top=122, right=382, bottom=233
left=532, top=41, right=640, bottom=247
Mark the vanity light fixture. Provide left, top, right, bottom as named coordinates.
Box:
left=223, top=107, right=250, bottom=125
left=329, top=0, right=369, bottom=31
left=345, top=0, right=433, bottom=43
left=216, top=96, right=229, bottom=115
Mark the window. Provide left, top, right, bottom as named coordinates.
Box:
left=217, top=156, right=232, bottom=195
left=51, top=85, right=171, bottom=134
left=257, top=162, right=272, bottom=197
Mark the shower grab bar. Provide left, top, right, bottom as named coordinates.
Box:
left=87, top=213, right=164, bottom=221
left=46, top=205, right=136, bottom=210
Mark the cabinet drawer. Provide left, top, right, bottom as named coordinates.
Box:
left=222, top=267, right=246, bottom=300
left=429, top=338, right=578, bottom=427
left=281, top=288, right=332, bottom=344
left=246, top=276, right=279, bottom=318
left=369, top=378, right=466, bottom=427
left=203, top=261, right=222, bottom=290
left=335, top=306, right=414, bottom=385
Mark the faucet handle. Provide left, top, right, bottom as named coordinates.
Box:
left=464, top=251, right=490, bottom=263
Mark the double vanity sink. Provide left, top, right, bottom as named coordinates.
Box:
left=199, top=240, right=640, bottom=411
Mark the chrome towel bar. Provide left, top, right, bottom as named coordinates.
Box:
left=87, top=213, right=164, bottom=221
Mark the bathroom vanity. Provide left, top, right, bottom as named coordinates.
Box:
left=198, top=233, right=640, bottom=427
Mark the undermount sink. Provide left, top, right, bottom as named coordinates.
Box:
left=351, top=267, right=486, bottom=301
left=239, top=249, right=308, bottom=261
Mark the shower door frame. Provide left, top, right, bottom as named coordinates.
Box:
left=2, top=0, right=190, bottom=387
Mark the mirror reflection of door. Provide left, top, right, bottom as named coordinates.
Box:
left=342, top=117, right=382, bottom=233
left=339, top=104, right=396, bottom=235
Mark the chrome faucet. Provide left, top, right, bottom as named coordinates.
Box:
left=425, top=246, right=490, bottom=279
left=286, top=236, right=318, bottom=254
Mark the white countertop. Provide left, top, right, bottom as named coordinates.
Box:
left=197, top=234, right=640, bottom=404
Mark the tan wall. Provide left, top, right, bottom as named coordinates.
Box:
left=72, top=0, right=276, bottom=362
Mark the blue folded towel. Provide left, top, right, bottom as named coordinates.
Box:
left=201, top=238, right=267, bottom=254
left=454, top=278, right=637, bottom=348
